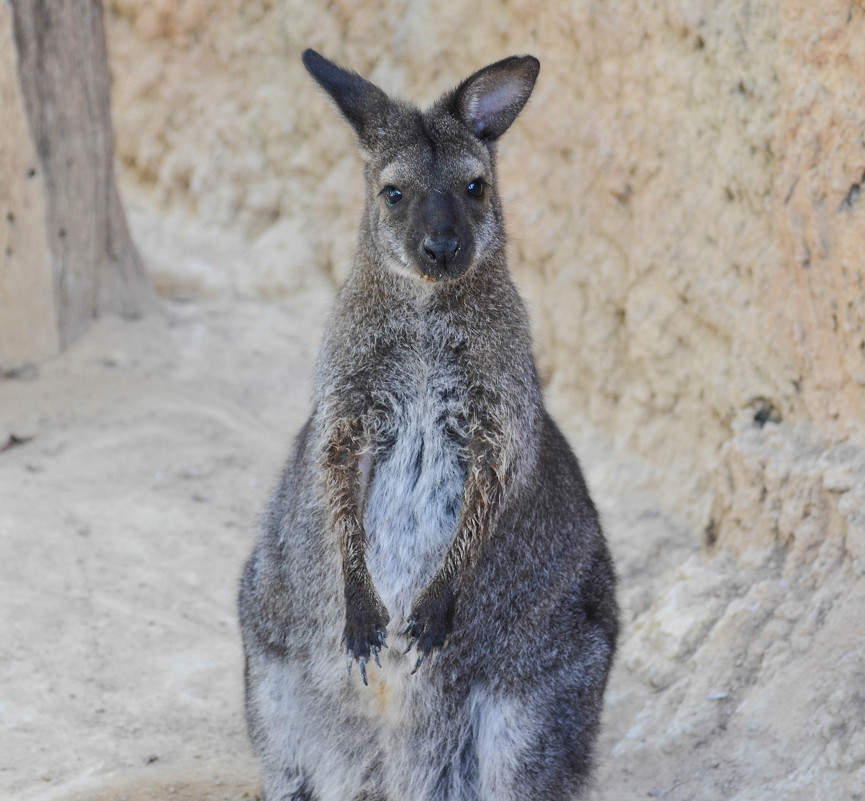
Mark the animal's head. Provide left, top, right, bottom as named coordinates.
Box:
left=302, top=50, right=539, bottom=283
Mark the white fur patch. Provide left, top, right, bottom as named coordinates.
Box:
left=364, top=358, right=465, bottom=623
left=253, top=654, right=381, bottom=801
left=251, top=658, right=312, bottom=799
left=472, top=688, right=534, bottom=800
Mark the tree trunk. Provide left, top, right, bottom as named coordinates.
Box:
left=2, top=0, right=155, bottom=361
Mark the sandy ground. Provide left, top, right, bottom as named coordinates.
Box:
left=0, top=289, right=329, bottom=800
left=4, top=207, right=856, bottom=801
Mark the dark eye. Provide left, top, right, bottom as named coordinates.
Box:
left=383, top=186, right=403, bottom=206
left=467, top=180, right=484, bottom=198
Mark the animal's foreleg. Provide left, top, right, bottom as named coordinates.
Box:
left=404, top=438, right=506, bottom=669
left=325, top=420, right=389, bottom=685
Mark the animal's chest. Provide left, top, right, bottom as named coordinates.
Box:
left=363, top=356, right=467, bottom=620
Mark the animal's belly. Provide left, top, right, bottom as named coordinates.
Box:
left=364, top=417, right=464, bottom=621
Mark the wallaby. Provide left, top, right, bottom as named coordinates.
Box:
left=238, top=49, right=619, bottom=801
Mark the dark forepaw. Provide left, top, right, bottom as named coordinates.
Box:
left=403, top=585, right=455, bottom=672
left=343, top=595, right=389, bottom=686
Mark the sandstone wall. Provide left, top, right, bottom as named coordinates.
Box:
left=104, top=0, right=865, bottom=484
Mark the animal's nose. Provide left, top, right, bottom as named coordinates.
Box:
left=422, top=235, right=461, bottom=265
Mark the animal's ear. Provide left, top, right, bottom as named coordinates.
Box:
left=302, top=49, right=393, bottom=152
left=447, top=55, right=540, bottom=141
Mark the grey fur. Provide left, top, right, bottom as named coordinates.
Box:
left=238, top=50, right=619, bottom=801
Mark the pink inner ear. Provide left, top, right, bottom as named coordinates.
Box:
left=466, top=80, right=521, bottom=134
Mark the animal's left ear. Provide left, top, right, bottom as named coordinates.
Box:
left=445, top=55, right=540, bottom=141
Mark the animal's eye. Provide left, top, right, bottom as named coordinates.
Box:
left=383, top=186, right=403, bottom=206
left=467, top=180, right=484, bottom=198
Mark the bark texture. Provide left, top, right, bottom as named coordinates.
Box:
left=1, top=0, right=153, bottom=365
left=0, top=2, right=55, bottom=366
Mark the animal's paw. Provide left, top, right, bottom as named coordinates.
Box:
left=403, top=584, right=456, bottom=673
left=343, top=593, right=389, bottom=686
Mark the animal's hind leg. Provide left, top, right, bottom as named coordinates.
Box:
left=245, top=655, right=315, bottom=801
left=259, top=771, right=315, bottom=801
left=472, top=683, right=599, bottom=801
left=261, top=778, right=315, bottom=801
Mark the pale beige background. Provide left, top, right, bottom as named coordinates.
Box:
left=1, top=1, right=864, bottom=799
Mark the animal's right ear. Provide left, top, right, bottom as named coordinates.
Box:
left=302, top=49, right=393, bottom=154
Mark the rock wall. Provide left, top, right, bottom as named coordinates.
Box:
left=105, top=0, right=865, bottom=477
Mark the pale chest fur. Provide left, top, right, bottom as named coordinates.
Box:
left=363, top=349, right=467, bottom=623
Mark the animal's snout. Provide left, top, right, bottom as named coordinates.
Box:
left=422, top=235, right=461, bottom=266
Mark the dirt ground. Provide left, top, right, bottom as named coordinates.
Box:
left=0, top=287, right=319, bottom=801
left=2, top=206, right=863, bottom=801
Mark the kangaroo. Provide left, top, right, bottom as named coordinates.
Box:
left=238, top=49, right=619, bottom=801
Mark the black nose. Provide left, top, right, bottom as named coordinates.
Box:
left=422, top=235, right=461, bottom=265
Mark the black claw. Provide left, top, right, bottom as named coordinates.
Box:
left=411, top=654, right=424, bottom=675
left=378, top=631, right=388, bottom=648
left=372, top=647, right=381, bottom=668
left=346, top=656, right=353, bottom=677
left=404, top=637, right=418, bottom=655
left=359, top=657, right=368, bottom=686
